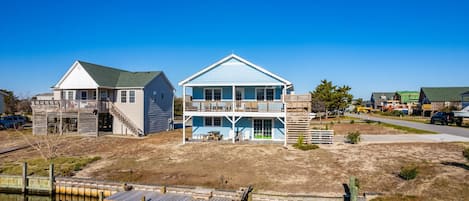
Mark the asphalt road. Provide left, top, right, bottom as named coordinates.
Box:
left=346, top=113, right=469, bottom=138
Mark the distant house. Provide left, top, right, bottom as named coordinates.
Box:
left=0, top=90, right=7, bottom=114
left=32, top=93, right=54, bottom=101
left=395, top=91, right=420, bottom=114
left=370, top=92, right=396, bottom=110
left=419, top=87, right=469, bottom=116
left=179, top=54, right=311, bottom=145
left=31, top=61, right=175, bottom=136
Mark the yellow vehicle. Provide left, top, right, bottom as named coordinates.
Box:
left=356, top=106, right=372, bottom=113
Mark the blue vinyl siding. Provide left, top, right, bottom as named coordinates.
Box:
left=0, top=94, right=4, bottom=114
left=143, top=73, right=174, bottom=134
left=192, top=86, right=233, bottom=100
left=192, top=117, right=285, bottom=141
left=187, top=58, right=285, bottom=85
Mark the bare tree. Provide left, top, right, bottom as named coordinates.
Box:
left=18, top=130, right=66, bottom=162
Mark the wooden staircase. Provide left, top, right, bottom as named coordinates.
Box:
left=109, top=102, right=144, bottom=136
left=284, top=94, right=312, bottom=144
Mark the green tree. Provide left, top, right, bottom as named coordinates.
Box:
left=174, top=97, right=183, bottom=116
left=0, top=89, right=19, bottom=115
left=354, top=98, right=363, bottom=106
left=310, top=80, right=353, bottom=117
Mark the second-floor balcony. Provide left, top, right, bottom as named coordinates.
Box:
left=185, top=100, right=284, bottom=113
left=31, top=100, right=111, bottom=113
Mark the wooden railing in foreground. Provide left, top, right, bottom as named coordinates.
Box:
left=288, top=130, right=334, bottom=144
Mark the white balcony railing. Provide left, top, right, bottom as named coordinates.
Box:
left=31, top=100, right=111, bottom=113
left=185, top=101, right=284, bottom=113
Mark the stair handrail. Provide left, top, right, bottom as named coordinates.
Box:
left=108, top=102, right=144, bottom=136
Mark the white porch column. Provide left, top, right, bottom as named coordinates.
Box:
left=232, top=85, right=235, bottom=143
left=182, top=85, right=186, bottom=144
left=283, top=84, right=287, bottom=146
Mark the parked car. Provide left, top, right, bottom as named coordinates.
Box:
left=430, top=112, right=455, bottom=125
left=12, top=115, right=26, bottom=125
left=0, top=116, right=15, bottom=129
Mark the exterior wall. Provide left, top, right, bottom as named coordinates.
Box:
left=0, top=94, right=4, bottom=114
left=143, top=75, right=174, bottom=134
left=192, top=116, right=285, bottom=140
left=113, top=89, right=144, bottom=135
left=192, top=86, right=283, bottom=101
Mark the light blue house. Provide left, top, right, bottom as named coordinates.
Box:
left=179, top=54, right=299, bottom=144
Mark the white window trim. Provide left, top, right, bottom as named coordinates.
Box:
left=129, top=90, right=136, bottom=103
left=121, top=90, right=127, bottom=103
left=80, top=91, right=88, bottom=100
left=203, top=88, right=223, bottom=101
left=251, top=118, right=274, bottom=140
left=255, top=87, right=277, bottom=101
left=204, top=116, right=223, bottom=127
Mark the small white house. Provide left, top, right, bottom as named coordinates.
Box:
left=31, top=61, right=175, bottom=136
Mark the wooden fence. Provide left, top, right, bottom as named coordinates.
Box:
left=310, top=130, right=334, bottom=144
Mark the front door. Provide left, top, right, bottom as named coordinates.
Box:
left=253, top=119, right=272, bottom=139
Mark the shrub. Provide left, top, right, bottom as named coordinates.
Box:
left=346, top=131, right=360, bottom=144
left=350, top=120, right=355, bottom=124
left=463, top=147, right=469, bottom=161
left=293, top=135, right=319, bottom=151
left=399, top=164, right=419, bottom=180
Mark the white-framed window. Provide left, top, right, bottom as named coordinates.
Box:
left=205, top=88, right=222, bottom=101
left=204, top=117, right=222, bottom=127
left=235, top=88, right=244, bottom=101
left=121, top=91, right=127, bottom=103
left=92, top=91, right=96, bottom=100
left=67, top=91, right=74, bottom=100
left=80, top=91, right=88, bottom=100
left=129, top=90, right=135, bottom=103
left=256, top=88, right=275, bottom=101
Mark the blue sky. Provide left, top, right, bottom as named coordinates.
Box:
left=1, top=0, right=468, bottom=99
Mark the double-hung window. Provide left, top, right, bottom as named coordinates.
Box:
left=205, top=88, right=221, bottom=101
left=204, top=117, right=222, bottom=127
left=256, top=88, right=275, bottom=101
left=129, top=91, right=135, bottom=103
left=121, top=91, right=127, bottom=103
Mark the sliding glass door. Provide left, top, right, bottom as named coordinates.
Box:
left=253, top=119, right=272, bottom=139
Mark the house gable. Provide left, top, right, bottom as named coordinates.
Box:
left=179, top=54, right=292, bottom=86
left=54, top=61, right=99, bottom=89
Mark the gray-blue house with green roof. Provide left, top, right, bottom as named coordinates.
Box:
left=31, top=60, right=174, bottom=136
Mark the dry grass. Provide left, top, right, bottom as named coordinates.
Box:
left=1, top=129, right=469, bottom=200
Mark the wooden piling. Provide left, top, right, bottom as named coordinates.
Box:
left=49, top=163, right=54, bottom=195
left=22, top=162, right=27, bottom=193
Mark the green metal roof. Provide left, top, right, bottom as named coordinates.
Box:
left=78, top=61, right=161, bottom=88
left=396, top=91, right=419, bottom=103
left=421, top=87, right=469, bottom=102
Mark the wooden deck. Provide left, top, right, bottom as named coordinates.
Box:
left=105, top=190, right=233, bottom=201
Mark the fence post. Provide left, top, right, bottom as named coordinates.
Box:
left=49, top=163, right=55, bottom=195
left=22, top=162, right=27, bottom=193
left=349, top=176, right=358, bottom=201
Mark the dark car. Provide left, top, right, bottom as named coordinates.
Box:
left=430, top=112, right=455, bottom=125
